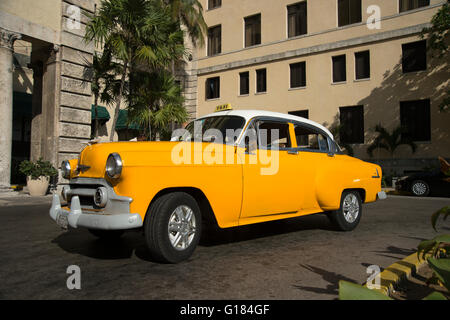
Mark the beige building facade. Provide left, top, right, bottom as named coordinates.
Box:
left=196, top=0, right=450, bottom=174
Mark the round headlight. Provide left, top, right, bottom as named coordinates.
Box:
left=106, top=153, right=122, bottom=179
left=94, top=187, right=108, bottom=207
left=61, top=160, right=71, bottom=179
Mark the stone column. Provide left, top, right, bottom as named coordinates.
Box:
left=29, top=59, right=44, bottom=162
left=0, top=28, right=21, bottom=190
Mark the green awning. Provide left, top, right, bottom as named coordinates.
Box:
left=115, top=109, right=143, bottom=131
left=91, top=105, right=110, bottom=120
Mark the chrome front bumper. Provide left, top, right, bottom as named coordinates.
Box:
left=49, top=194, right=143, bottom=230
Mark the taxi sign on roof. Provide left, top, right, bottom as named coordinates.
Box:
left=215, top=104, right=233, bottom=112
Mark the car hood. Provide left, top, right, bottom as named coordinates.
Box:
left=72, top=141, right=239, bottom=179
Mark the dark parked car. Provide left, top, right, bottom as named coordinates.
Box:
left=395, top=169, right=450, bottom=197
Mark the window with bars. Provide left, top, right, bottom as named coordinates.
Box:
left=287, top=1, right=307, bottom=38
left=245, top=14, right=261, bottom=47
left=355, top=50, right=370, bottom=80
left=402, top=40, right=427, bottom=73
left=339, top=105, right=364, bottom=144
left=400, top=99, right=431, bottom=141
left=239, top=72, right=249, bottom=95
left=338, top=0, right=362, bottom=27
left=399, top=0, right=429, bottom=13
left=206, top=77, right=220, bottom=100
left=207, top=25, right=221, bottom=56
left=256, top=69, right=267, bottom=93
left=290, top=62, right=306, bottom=88
left=332, top=55, right=347, bottom=83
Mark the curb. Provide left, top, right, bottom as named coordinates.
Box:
left=364, top=252, right=426, bottom=296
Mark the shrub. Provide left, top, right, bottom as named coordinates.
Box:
left=19, top=158, right=58, bottom=180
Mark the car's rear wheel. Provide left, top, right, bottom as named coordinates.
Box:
left=328, top=191, right=362, bottom=231
left=144, top=192, right=201, bottom=263
left=410, top=180, right=430, bottom=197
left=88, top=229, right=124, bottom=240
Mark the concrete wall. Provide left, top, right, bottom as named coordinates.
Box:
left=0, top=0, right=62, bottom=32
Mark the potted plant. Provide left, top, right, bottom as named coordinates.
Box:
left=19, top=158, right=58, bottom=196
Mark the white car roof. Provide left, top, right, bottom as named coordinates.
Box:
left=199, top=109, right=334, bottom=140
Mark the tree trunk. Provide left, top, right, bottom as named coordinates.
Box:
left=93, top=94, right=99, bottom=138
left=148, top=105, right=152, bottom=141
left=109, top=62, right=128, bottom=142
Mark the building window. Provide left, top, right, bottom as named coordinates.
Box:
left=256, top=69, right=267, bottom=93
left=338, top=0, right=362, bottom=27
left=289, top=110, right=309, bottom=119
left=287, top=1, right=307, bottom=38
left=206, top=77, right=220, bottom=100
left=339, top=105, right=364, bottom=144
left=399, top=0, right=429, bottom=13
left=332, top=55, right=346, bottom=83
left=208, top=0, right=221, bottom=10
left=402, top=40, right=427, bottom=73
left=245, top=14, right=261, bottom=47
left=355, top=50, right=370, bottom=80
left=400, top=99, right=431, bottom=141
left=240, top=72, right=250, bottom=95
left=290, top=62, right=306, bottom=88
left=207, top=25, right=221, bottom=56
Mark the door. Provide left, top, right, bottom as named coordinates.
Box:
left=291, top=122, right=335, bottom=210
left=238, top=119, right=302, bottom=219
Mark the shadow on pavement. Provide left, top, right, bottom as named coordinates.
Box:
left=51, top=213, right=336, bottom=261
left=51, top=229, right=148, bottom=260
left=292, top=264, right=356, bottom=297
left=372, top=245, right=416, bottom=260
left=200, top=214, right=336, bottom=247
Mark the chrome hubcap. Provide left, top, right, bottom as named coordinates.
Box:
left=412, top=182, right=427, bottom=195
left=342, top=194, right=359, bottom=223
left=168, top=205, right=196, bottom=251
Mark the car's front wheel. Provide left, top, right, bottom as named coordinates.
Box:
left=144, top=192, right=202, bottom=263
left=410, top=180, right=430, bottom=197
left=328, top=191, right=362, bottom=231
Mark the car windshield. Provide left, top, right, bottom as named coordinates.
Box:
left=173, top=116, right=246, bottom=145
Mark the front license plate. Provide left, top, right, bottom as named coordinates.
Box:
left=56, top=212, right=69, bottom=229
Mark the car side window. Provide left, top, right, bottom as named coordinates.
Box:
left=294, top=124, right=329, bottom=152
left=257, top=120, right=291, bottom=150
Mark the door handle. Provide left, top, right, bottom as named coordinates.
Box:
left=288, top=150, right=299, bottom=155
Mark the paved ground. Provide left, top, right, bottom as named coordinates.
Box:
left=0, top=194, right=448, bottom=300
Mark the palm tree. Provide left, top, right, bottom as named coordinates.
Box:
left=85, top=0, right=185, bottom=141
left=85, top=47, right=122, bottom=138
left=164, top=0, right=207, bottom=47
left=127, top=70, right=188, bottom=140
left=367, top=124, right=417, bottom=158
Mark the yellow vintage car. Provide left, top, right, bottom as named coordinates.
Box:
left=50, top=109, right=386, bottom=263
